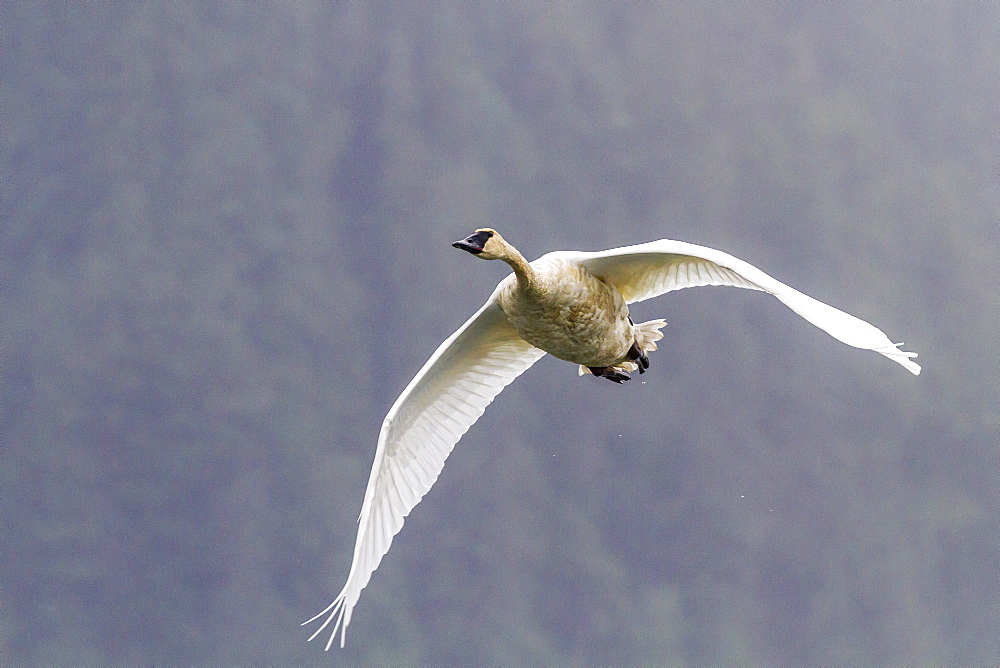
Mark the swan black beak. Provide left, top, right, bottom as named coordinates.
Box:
left=452, top=230, right=492, bottom=254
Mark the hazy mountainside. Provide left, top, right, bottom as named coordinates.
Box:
left=2, top=3, right=997, bottom=664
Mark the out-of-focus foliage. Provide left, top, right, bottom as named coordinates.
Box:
left=2, top=3, right=997, bottom=664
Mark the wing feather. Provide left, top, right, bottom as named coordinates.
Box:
left=550, top=239, right=919, bottom=374
left=304, top=294, right=545, bottom=649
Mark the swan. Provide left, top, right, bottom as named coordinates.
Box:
left=304, top=229, right=920, bottom=649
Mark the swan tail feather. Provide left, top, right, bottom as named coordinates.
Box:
left=633, top=318, right=667, bottom=352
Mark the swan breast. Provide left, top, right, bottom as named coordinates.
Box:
left=497, top=258, right=632, bottom=366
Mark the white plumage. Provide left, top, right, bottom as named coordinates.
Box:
left=303, top=231, right=919, bottom=649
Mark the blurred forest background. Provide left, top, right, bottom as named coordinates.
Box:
left=2, top=2, right=998, bottom=664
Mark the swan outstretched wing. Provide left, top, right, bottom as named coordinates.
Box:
left=304, top=289, right=544, bottom=649
left=557, top=239, right=920, bottom=374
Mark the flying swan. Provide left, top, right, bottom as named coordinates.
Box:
left=304, top=229, right=920, bottom=649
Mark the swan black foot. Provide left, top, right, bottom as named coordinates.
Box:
left=627, top=342, right=650, bottom=374
left=589, top=366, right=631, bottom=384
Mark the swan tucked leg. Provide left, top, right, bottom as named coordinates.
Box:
left=586, top=341, right=646, bottom=383
left=581, top=318, right=666, bottom=382
left=626, top=341, right=650, bottom=374
left=588, top=366, right=632, bottom=383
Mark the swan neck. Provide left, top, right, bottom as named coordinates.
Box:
left=501, top=246, right=535, bottom=289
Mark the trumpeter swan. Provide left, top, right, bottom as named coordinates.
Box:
left=304, top=229, right=919, bottom=649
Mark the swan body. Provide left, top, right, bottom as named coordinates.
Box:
left=304, top=229, right=920, bottom=649
left=497, top=257, right=636, bottom=368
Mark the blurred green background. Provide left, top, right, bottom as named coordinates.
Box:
left=2, top=3, right=997, bottom=664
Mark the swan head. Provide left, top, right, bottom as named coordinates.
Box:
left=452, top=228, right=507, bottom=260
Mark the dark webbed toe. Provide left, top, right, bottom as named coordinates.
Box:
left=626, top=341, right=650, bottom=374
left=605, top=370, right=630, bottom=383
left=589, top=366, right=630, bottom=383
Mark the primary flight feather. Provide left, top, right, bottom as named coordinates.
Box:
left=303, top=230, right=920, bottom=649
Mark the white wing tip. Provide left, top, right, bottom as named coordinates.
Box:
left=303, top=592, right=350, bottom=650
left=875, top=343, right=921, bottom=375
